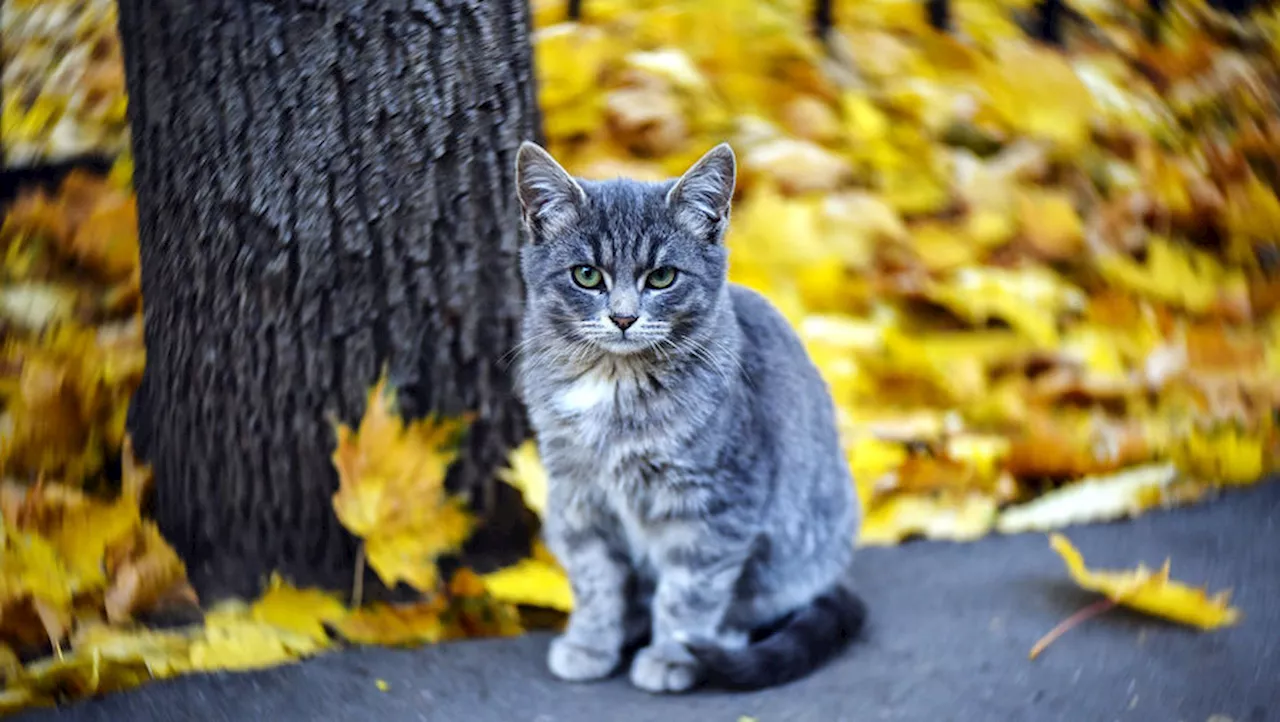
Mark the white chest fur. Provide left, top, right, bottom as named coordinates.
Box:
left=555, top=367, right=618, bottom=415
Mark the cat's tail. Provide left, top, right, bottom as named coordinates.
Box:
left=688, top=583, right=866, bottom=691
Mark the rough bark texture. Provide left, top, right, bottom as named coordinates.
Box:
left=115, top=0, right=540, bottom=596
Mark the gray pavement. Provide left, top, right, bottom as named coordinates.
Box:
left=16, top=480, right=1279, bottom=722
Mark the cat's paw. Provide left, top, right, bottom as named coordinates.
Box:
left=629, top=641, right=701, bottom=694
left=547, top=635, right=620, bottom=682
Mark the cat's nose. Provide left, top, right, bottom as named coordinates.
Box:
left=609, top=315, right=638, bottom=331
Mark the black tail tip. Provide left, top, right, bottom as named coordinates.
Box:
left=689, top=585, right=868, bottom=691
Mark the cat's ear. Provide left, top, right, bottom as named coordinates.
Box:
left=667, top=143, right=736, bottom=242
left=516, top=141, right=585, bottom=241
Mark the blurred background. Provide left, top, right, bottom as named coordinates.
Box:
left=0, top=0, right=1277, bottom=711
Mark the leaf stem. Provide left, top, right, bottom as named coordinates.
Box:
left=1030, top=597, right=1118, bottom=660
left=353, top=543, right=367, bottom=608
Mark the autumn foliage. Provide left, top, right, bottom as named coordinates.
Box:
left=2, top=0, right=1278, bottom=712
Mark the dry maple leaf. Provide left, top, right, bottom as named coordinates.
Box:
left=3, top=11, right=1280, bottom=716
left=445, top=569, right=525, bottom=640
left=102, top=522, right=197, bottom=624
left=330, top=370, right=474, bottom=594
left=332, top=598, right=449, bottom=648
left=1031, top=533, right=1241, bottom=658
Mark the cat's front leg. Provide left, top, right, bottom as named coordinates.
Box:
left=543, top=489, right=636, bottom=682
left=630, top=526, right=752, bottom=693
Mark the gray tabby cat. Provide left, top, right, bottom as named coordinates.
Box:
left=513, top=141, right=864, bottom=694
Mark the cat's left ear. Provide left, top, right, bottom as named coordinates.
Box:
left=667, top=143, right=737, bottom=243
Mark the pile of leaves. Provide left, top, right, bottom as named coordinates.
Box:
left=2, top=0, right=1276, bottom=712
left=0, top=346, right=520, bottom=711
left=524, top=0, right=1280, bottom=546
left=0, top=172, right=521, bottom=710
left=0, top=0, right=130, bottom=166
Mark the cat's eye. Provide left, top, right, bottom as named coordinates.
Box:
left=646, top=267, right=678, bottom=289
left=572, top=265, right=604, bottom=289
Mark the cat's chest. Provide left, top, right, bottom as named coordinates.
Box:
left=537, top=367, right=663, bottom=445
left=554, top=368, right=623, bottom=417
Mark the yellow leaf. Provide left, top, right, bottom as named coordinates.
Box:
left=0, top=531, right=73, bottom=644
left=249, top=574, right=346, bottom=644
left=980, top=41, right=1094, bottom=153
left=1017, top=189, right=1083, bottom=261
left=1047, top=533, right=1241, bottom=630
left=188, top=609, right=324, bottom=673
left=859, top=493, right=996, bottom=546
left=927, top=267, right=1088, bottom=346
left=844, top=436, right=907, bottom=511
left=0, top=643, right=18, bottom=681
left=996, top=463, right=1178, bottom=534
left=361, top=503, right=473, bottom=592
left=532, top=24, right=612, bottom=110
left=1171, top=424, right=1269, bottom=487
left=1095, top=238, right=1250, bottom=318
left=333, top=600, right=448, bottom=648
left=330, top=370, right=473, bottom=593
left=498, top=440, right=549, bottom=519
left=480, top=555, right=575, bottom=613
left=71, top=623, right=191, bottom=679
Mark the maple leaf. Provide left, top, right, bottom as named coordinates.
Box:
left=6, top=1, right=1280, bottom=712
left=1032, top=533, right=1241, bottom=658
left=249, top=574, right=346, bottom=645
left=188, top=604, right=327, bottom=673
left=330, top=370, right=474, bottom=594
left=480, top=541, right=575, bottom=614
left=498, top=440, right=549, bottom=519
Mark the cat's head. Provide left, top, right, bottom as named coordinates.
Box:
left=515, top=142, right=736, bottom=358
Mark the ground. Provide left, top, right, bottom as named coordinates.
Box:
left=15, top=481, right=1278, bottom=722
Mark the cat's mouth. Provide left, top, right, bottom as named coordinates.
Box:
left=593, top=334, right=655, bottom=356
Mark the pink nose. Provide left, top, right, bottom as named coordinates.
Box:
left=610, top=315, right=638, bottom=331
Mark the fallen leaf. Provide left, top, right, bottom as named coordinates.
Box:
left=188, top=607, right=325, bottom=672
left=498, top=440, right=549, bottom=519
left=859, top=493, right=997, bottom=546
left=1047, top=533, right=1241, bottom=630
left=249, top=574, right=346, bottom=645
left=330, top=370, right=473, bottom=593
left=103, top=522, right=197, bottom=624
left=996, top=463, right=1179, bottom=534
left=333, top=600, right=449, bottom=648
left=481, top=555, right=575, bottom=613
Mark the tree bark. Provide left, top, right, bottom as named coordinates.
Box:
left=116, top=0, right=539, bottom=597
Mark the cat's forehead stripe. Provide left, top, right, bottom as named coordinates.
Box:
left=580, top=178, right=676, bottom=271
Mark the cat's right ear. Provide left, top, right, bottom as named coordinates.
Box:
left=516, top=141, right=585, bottom=242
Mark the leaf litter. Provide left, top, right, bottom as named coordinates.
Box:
left=5, top=0, right=1279, bottom=711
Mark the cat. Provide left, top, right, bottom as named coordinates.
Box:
left=512, top=140, right=864, bottom=694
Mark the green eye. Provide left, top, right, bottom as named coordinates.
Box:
left=646, top=267, right=677, bottom=289
left=572, top=265, right=604, bottom=289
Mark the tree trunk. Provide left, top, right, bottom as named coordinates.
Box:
left=115, top=0, right=539, bottom=597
